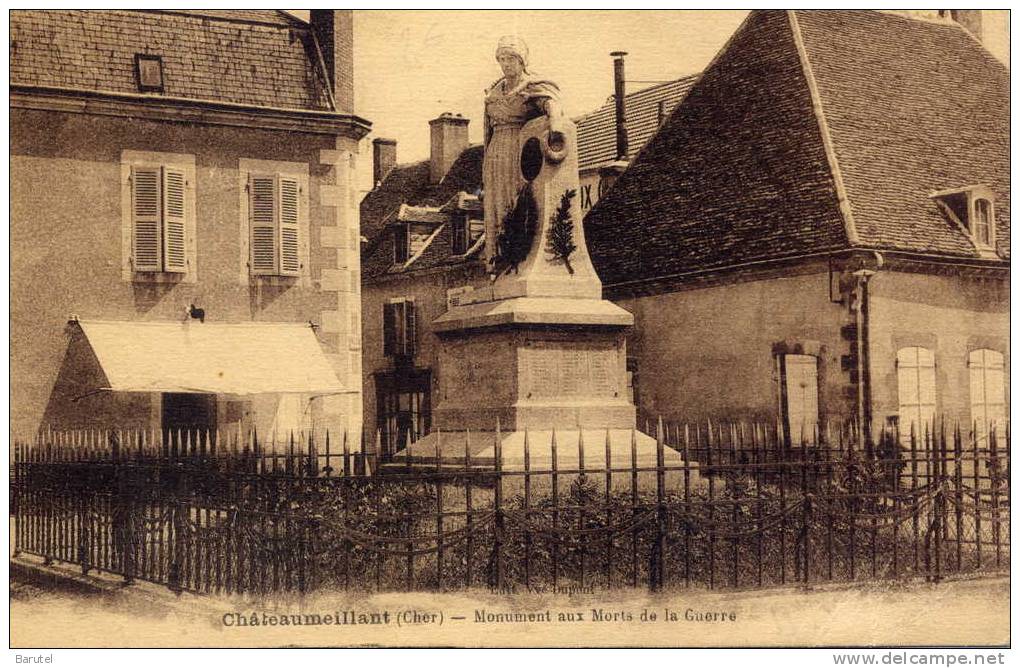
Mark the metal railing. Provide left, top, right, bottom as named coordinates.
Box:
left=10, top=419, right=1010, bottom=595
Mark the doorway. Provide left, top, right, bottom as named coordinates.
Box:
left=161, top=392, right=217, bottom=445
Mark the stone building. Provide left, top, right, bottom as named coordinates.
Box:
left=10, top=10, right=370, bottom=443
left=584, top=10, right=1009, bottom=442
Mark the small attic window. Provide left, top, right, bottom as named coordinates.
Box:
left=932, top=186, right=997, bottom=253
left=135, top=54, right=164, bottom=92
left=974, top=198, right=993, bottom=246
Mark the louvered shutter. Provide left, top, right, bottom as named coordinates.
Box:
left=383, top=302, right=396, bottom=356
left=131, top=166, right=162, bottom=271
left=278, top=177, right=301, bottom=276
left=162, top=167, right=187, bottom=272
left=404, top=299, right=416, bottom=356
left=249, top=174, right=277, bottom=274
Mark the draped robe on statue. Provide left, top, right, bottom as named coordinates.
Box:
left=482, top=74, right=561, bottom=268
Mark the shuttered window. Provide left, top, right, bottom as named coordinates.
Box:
left=896, top=347, right=937, bottom=442
left=249, top=173, right=302, bottom=277
left=131, top=165, right=187, bottom=273
left=383, top=299, right=416, bottom=357
left=162, top=167, right=187, bottom=272
left=781, top=354, right=819, bottom=444
left=969, top=349, right=1006, bottom=444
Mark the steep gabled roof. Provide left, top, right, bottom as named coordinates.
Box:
left=584, top=10, right=1009, bottom=290
left=10, top=9, right=332, bottom=111
left=585, top=10, right=849, bottom=287
left=575, top=74, right=699, bottom=171
left=795, top=10, right=1009, bottom=258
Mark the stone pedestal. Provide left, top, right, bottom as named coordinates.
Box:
left=390, top=117, right=699, bottom=488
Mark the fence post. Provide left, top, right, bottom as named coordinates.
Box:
left=523, top=428, right=532, bottom=591
left=112, top=431, right=136, bottom=586
left=493, top=419, right=504, bottom=591
left=651, top=417, right=666, bottom=591
left=990, top=424, right=1002, bottom=569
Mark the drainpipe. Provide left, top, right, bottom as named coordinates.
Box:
left=849, top=251, right=884, bottom=448
left=851, top=271, right=872, bottom=449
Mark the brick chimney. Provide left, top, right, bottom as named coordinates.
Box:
left=309, top=10, right=354, bottom=113
left=949, top=10, right=983, bottom=42
left=372, top=138, right=397, bottom=187
left=429, top=113, right=469, bottom=184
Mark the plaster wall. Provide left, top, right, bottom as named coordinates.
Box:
left=11, top=108, right=362, bottom=438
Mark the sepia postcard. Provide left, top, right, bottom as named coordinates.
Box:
left=8, top=9, right=1010, bottom=652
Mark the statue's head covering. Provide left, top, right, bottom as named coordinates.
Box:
left=495, top=35, right=529, bottom=70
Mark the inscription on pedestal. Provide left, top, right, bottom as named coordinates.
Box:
left=521, top=342, right=619, bottom=399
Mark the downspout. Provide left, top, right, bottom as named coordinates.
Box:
left=850, top=269, right=874, bottom=449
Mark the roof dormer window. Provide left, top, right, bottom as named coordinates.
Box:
left=393, top=223, right=409, bottom=264
left=932, top=185, right=997, bottom=256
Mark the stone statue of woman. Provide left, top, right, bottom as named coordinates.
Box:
left=483, top=35, right=565, bottom=270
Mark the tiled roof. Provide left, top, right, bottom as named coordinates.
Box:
left=795, top=10, right=1009, bottom=259
left=575, top=75, right=699, bottom=171
left=361, top=145, right=485, bottom=279
left=585, top=10, right=1009, bottom=289
left=10, top=10, right=331, bottom=111
left=164, top=10, right=302, bottom=27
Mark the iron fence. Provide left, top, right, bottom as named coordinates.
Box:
left=10, top=420, right=1010, bottom=596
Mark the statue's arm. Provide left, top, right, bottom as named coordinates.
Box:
left=542, top=97, right=565, bottom=140
left=542, top=97, right=563, bottom=120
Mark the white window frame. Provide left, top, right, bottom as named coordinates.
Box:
left=896, top=346, right=937, bottom=443
left=120, top=151, right=197, bottom=283
left=237, top=159, right=310, bottom=285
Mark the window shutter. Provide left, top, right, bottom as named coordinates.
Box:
left=162, top=166, right=187, bottom=273
left=383, top=302, right=396, bottom=356
left=404, top=299, right=416, bottom=356
left=783, top=355, right=818, bottom=444
left=278, top=177, right=301, bottom=276
left=131, top=166, right=162, bottom=271
left=249, top=174, right=277, bottom=274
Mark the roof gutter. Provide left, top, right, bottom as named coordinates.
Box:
left=12, top=84, right=372, bottom=138
left=787, top=10, right=860, bottom=246
left=602, top=246, right=1008, bottom=292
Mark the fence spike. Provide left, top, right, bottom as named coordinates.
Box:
left=578, top=426, right=585, bottom=472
